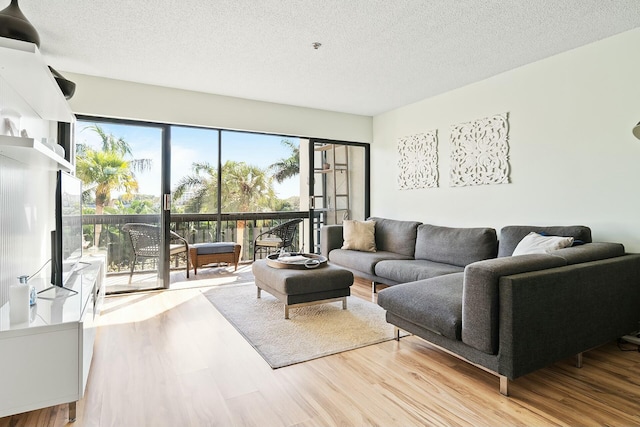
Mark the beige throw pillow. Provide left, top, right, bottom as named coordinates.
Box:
left=341, top=220, right=376, bottom=252
left=512, top=232, right=574, bottom=256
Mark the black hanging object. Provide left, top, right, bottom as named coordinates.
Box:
left=0, top=0, right=40, bottom=47
left=49, top=66, right=76, bottom=99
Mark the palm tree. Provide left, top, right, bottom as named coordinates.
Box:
left=222, top=161, right=274, bottom=251
left=269, top=139, right=299, bottom=183
left=76, top=149, right=139, bottom=247
left=76, top=149, right=139, bottom=211
left=84, top=124, right=152, bottom=172
left=173, top=160, right=275, bottom=213
left=222, top=161, right=275, bottom=212
left=173, top=161, right=275, bottom=250
left=173, top=162, right=217, bottom=213
left=76, top=125, right=152, bottom=247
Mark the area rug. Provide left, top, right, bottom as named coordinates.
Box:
left=204, top=283, right=401, bottom=368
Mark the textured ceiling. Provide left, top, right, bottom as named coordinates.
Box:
left=18, top=0, right=640, bottom=116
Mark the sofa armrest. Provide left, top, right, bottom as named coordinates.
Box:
left=320, top=225, right=344, bottom=257
left=497, top=254, right=640, bottom=379
left=462, top=254, right=567, bottom=354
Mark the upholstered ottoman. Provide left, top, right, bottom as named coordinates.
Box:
left=252, top=260, right=354, bottom=319
left=190, top=242, right=241, bottom=274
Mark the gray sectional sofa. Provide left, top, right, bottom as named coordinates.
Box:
left=320, top=218, right=640, bottom=395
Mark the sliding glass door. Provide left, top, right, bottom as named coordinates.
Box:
left=172, top=130, right=303, bottom=261
left=74, top=117, right=172, bottom=293
left=74, top=115, right=369, bottom=291
left=306, top=139, right=370, bottom=253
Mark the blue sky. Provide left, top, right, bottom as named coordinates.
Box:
left=75, top=120, right=300, bottom=199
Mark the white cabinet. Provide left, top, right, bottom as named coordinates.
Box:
left=0, top=34, right=88, bottom=422
left=0, top=257, right=105, bottom=421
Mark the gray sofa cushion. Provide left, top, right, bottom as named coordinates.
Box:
left=414, top=224, right=498, bottom=267
left=377, top=273, right=464, bottom=340
left=462, top=254, right=568, bottom=354
left=548, top=242, right=625, bottom=264
left=368, top=217, right=422, bottom=257
left=375, top=259, right=463, bottom=284
left=191, top=242, right=236, bottom=255
left=328, top=249, right=412, bottom=276
left=320, top=224, right=345, bottom=256
left=498, top=225, right=592, bottom=257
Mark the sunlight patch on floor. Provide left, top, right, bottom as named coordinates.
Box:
left=97, top=263, right=256, bottom=326
left=97, top=290, right=202, bottom=325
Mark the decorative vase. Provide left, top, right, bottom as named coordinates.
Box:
left=0, top=0, right=40, bottom=47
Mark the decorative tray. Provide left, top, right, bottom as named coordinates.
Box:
left=266, top=253, right=328, bottom=269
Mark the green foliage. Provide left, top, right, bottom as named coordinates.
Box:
left=106, top=198, right=159, bottom=214
left=78, top=126, right=299, bottom=216
left=76, top=148, right=138, bottom=209
left=173, top=162, right=217, bottom=213
left=222, top=160, right=275, bottom=212
left=76, top=125, right=153, bottom=214
left=269, top=139, right=300, bottom=183
left=173, top=159, right=300, bottom=213
left=270, top=196, right=299, bottom=211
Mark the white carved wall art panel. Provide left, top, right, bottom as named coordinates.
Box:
left=397, top=131, right=438, bottom=190
left=450, top=113, right=510, bottom=187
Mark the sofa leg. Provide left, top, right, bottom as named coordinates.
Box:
left=499, top=376, right=509, bottom=396
left=576, top=352, right=583, bottom=368
left=372, top=281, right=377, bottom=293
left=394, top=327, right=401, bottom=341
left=68, top=401, right=76, bottom=422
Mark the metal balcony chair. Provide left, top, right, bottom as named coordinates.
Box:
left=253, top=218, right=303, bottom=261
left=122, top=223, right=190, bottom=283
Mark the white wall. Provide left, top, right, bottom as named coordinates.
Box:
left=65, top=73, right=372, bottom=143
left=0, top=71, right=59, bottom=310
left=372, top=28, right=640, bottom=251
left=0, top=157, right=54, bottom=311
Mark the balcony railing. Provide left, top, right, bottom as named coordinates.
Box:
left=82, top=211, right=316, bottom=275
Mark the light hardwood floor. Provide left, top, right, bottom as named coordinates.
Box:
left=2, top=278, right=639, bottom=426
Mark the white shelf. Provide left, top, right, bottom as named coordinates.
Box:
left=0, top=134, right=72, bottom=171
left=0, top=37, right=74, bottom=124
